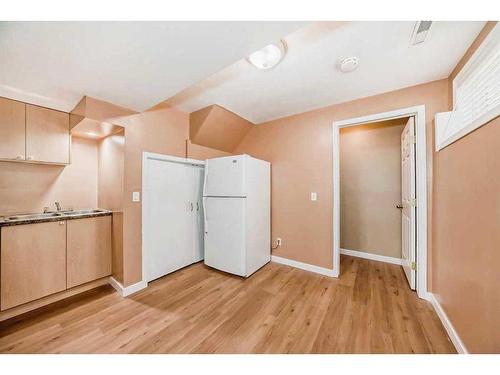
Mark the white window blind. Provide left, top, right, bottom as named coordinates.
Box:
left=435, top=24, right=500, bottom=151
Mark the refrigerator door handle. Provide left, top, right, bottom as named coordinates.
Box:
left=202, top=164, right=208, bottom=196
left=202, top=197, right=208, bottom=233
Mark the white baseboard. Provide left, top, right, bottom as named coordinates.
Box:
left=271, top=255, right=336, bottom=277
left=109, top=277, right=147, bottom=297
left=340, top=248, right=403, bottom=266
left=428, top=293, right=468, bottom=354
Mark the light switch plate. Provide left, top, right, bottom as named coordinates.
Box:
left=311, top=192, right=317, bottom=201
left=132, top=191, right=141, bottom=202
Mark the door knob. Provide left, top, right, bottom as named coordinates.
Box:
left=396, top=204, right=403, bottom=209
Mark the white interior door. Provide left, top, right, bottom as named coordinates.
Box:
left=145, top=158, right=202, bottom=282
left=401, top=117, right=416, bottom=289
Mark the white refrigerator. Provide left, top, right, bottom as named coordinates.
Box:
left=203, top=154, right=270, bottom=277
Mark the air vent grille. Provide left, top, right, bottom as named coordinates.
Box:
left=411, top=21, right=433, bottom=46
left=416, top=21, right=432, bottom=34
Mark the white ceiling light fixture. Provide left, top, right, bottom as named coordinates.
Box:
left=247, top=40, right=287, bottom=70
left=339, top=56, right=359, bottom=73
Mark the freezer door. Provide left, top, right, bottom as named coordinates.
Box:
left=204, top=155, right=246, bottom=197
left=203, top=197, right=246, bottom=276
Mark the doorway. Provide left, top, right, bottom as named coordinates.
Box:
left=332, top=105, right=428, bottom=299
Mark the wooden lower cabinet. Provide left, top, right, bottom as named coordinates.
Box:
left=0, top=221, right=67, bottom=311
left=67, top=216, right=112, bottom=288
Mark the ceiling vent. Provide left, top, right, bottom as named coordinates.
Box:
left=410, top=21, right=433, bottom=46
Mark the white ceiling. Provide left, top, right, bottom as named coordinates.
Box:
left=0, top=21, right=306, bottom=112
left=167, top=21, right=486, bottom=123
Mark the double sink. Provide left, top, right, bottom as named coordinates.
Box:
left=0, top=209, right=111, bottom=225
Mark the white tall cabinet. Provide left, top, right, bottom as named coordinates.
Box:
left=142, top=153, right=204, bottom=283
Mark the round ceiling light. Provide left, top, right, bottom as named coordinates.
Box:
left=339, top=56, right=359, bottom=73
left=247, top=40, right=287, bottom=70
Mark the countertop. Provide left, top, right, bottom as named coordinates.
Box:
left=0, top=209, right=112, bottom=227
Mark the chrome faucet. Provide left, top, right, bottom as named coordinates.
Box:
left=55, top=202, right=62, bottom=211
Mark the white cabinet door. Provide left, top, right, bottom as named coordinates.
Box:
left=203, top=197, right=246, bottom=276
left=204, top=155, right=246, bottom=197
left=145, top=159, right=195, bottom=282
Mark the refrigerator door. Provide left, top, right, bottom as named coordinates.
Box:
left=203, top=197, right=246, bottom=276
left=204, top=155, right=246, bottom=197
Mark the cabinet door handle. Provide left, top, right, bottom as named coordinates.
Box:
left=15, top=155, right=24, bottom=160
left=27, top=155, right=34, bottom=160
left=58, top=221, right=65, bottom=225
left=196, top=202, right=199, bottom=212
left=190, top=202, right=194, bottom=212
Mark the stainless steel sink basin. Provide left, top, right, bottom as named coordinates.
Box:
left=4, top=212, right=64, bottom=221
left=62, top=209, right=106, bottom=215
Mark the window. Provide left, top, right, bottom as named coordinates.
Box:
left=435, top=24, right=500, bottom=151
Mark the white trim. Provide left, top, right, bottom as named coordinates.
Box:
left=141, top=152, right=205, bottom=286
left=108, top=277, right=147, bottom=298
left=340, top=248, right=403, bottom=266
left=271, top=255, right=336, bottom=277
left=428, top=293, right=468, bottom=354
left=332, top=124, right=341, bottom=278
left=332, top=105, right=428, bottom=300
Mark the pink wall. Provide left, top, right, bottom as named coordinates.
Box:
left=186, top=140, right=232, bottom=160
left=0, top=137, right=98, bottom=215
left=236, top=79, right=448, bottom=269
left=431, top=22, right=500, bottom=353
left=98, top=130, right=125, bottom=211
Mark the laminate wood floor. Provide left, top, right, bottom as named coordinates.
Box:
left=0, top=256, right=456, bottom=353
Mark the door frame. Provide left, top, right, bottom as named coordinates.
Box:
left=141, top=152, right=205, bottom=286
left=332, top=105, right=429, bottom=300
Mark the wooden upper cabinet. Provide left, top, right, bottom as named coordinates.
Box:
left=67, top=216, right=112, bottom=289
left=26, top=104, right=70, bottom=164
left=0, top=97, right=26, bottom=161
left=1, top=221, right=67, bottom=311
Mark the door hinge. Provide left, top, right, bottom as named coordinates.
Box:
left=411, top=262, right=416, bottom=271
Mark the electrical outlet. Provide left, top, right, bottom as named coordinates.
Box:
left=311, top=192, right=317, bottom=201
left=277, top=237, right=282, bottom=246
left=132, top=191, right=140, bottom=202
